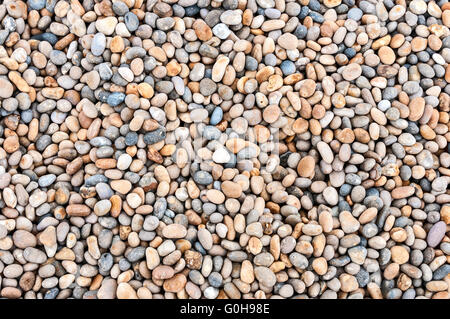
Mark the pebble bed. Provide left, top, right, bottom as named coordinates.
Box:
left=0, top=0, right=449, bottom=300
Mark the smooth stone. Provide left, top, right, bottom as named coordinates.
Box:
left=427, top=221, right=446, bottom=248
left=91, top=33, right=106, bottom=56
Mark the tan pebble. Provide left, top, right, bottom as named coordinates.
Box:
left=358, top=207, right=378, bottom=224
left=408, top=97, right=425, bottom=121
left=110, top=180, right=132, bottom=194
left=55, top=247, right=75, bottom=261
left=390, top=246, right=409, bottom=264
left=254, top=125, right=271, bottom=143
left=184, top=250, right=202, bottom=269
left=299, top=79, right=316, bottom=98
left=221, top=181, right=242, bottom=198
left=391, top=186, right=415, bottom=199
left=384, top=263, right=400, bottom=280
left=206, top=189, right=225, bottom=204
left=66, top=204, right=91, bottom=217
left=262, top=104, right=280, bottom=123
left=1, top=287, right=21, bottom=299
left=426, top=281, right=449, bottom=292
left=0, top=78, right=14, bottom=98
left=116, top=282, right=138, bottom=299
left=225, top=138, right=246, bottom=153
left=212, top=56, right=230, bottom=82
left=411, top=37, right=427, bottom=52
left=162, top=224, right=187, bottom=239
left=319, top=210, right=333, bottom=233
left=378, top=46, right=396, bottom=65
left=312, top=257, right=328, bottom=275
left=145, top=247, right=160, bottom=270
left=95, top=17, right=118, bottom=35
left=339, top=273, right=358, bottom=292
left=166, top=60, right=181, bottom=76
left=277, top=33, right=298, bottom=50
left=152, top=265, right=175, bottom=280
left=240, top=260, right=254, bottom=284
left=324, top=0, right=342, bottom=7
left=163, top=273, right=186, bottom=293
left=111, top=36, right=125, bottom=52
left=3, top=135, right=19, bottom=153
left=267, top=74, right=283, bottom=92
left=441, top=206, right=450, bottom=224
left=8, top=71, right=30, bottom=92
left=138, top=82, right=154, bottom=98
left=193, top=19, right=212, bottom=41
left=342, top=63, right=362, bottom=81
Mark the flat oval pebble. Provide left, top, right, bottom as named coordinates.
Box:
left=162, top=224, right=187, bottom=239
left=427, top=222, right=446, bottom=248
left=91, top=33, right=106, bottom=56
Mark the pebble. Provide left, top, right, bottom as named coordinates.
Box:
left=342, top=63, right=362, bottom=81
left=427, top=222, right=446, bottom=248
left=0, top=0, right=447, bottom=301
left=28, top=0, right=46, bottom=10
left=210, top=107, right=224, bottom=125
left=213, top=147, right=231, bottom=164
left=96, top=17, right=118, bottom=36
left=0, top=78, right=14, bottom=98
left=162, top=224, right=187, bottom=239
left=91, top=33, right=106, bottom=56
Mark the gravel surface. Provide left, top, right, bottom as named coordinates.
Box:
left=0, top=0, right=449, bottom=299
